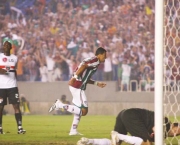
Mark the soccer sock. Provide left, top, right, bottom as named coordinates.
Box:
left=0, top=114, right=2, bottom=128
left=88, top=139, right=111, bottom=145
left=117, top=134, right=143, bottom=145
left=70, top=114, right=81, bottom=133
left=0, top=105, right=3, bottom=127
left=64, top=105, right=81, bottom=115
left=57, top=102, right=81, bottom=115
left=15, top=113, right=22, bottom=128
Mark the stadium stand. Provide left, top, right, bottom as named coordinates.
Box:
left=0, top=0, right=156, bottom=92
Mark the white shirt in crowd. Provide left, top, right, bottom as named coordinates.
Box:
left=104, top=57, right=112, bottom=72
left=45, top=55, right=55, bottom=71
left=122, top=63, right=131, bottom=77
left=112, top=52, right=119, bottom=65
left=39, top=65, right=48, bottom=82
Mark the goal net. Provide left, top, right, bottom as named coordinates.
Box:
left=164, top=0, right=180, bottom=144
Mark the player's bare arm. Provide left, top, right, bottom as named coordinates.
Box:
left=68, top=63, right=88, bottom=86
left=87, top=79, right=106, bottom=88
left=75, top=63, right=88, bottom=76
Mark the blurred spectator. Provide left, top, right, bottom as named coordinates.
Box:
left=1, top=0, right=11, bottom=15
left=20, top=94, right=31, bottom=115
left=39, top=62, right=48, bottom=82
left=26, top=55, right=39, bottom=82
left=53, top=51, right=62, bottom=81
left=111, top=48, right=119, bottom=81
left=45, top=51, right=55, bottom=82
left=54, top=95, right=71, bottom=115
left=67, top=40, right=78, bottom=56
left=66, top=55, right=76, bottom=78
left=170, top=59, right=180, bottom=88
left=60, top=55, right=70, bottom=81
left=17, top=54, right=25, bottom=81
left=103, top=51, right=112, bottom=81
left=117, top=61, right=123, bottom=91
left=141, top=60, right=153, bottom=91
left=92, top=63, right=104, bottom=81
left=121, top=59, right=131, bottom=91
left=129, top=56, right=140, bottom=91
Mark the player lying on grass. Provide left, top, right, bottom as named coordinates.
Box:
left=77, top=108, right=180, bottom=145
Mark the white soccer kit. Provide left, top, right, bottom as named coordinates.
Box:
left=0, top=53, right=18, bottom=88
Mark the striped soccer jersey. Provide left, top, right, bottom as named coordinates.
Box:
left=71, top=56, right=100, bottom=90
left=0, top=53, right=18, bottom=88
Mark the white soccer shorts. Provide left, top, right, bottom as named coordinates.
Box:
left=69, top=86, right=88, bottom=108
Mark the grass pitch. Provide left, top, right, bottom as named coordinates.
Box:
left=0, top=115, right=179, bottom=145
left=0, top=115, right=115, bottom=145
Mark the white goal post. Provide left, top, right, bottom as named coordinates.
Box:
left=155, top=0, right=164, bottom=144
left=156, top=0, right=180, bottom=144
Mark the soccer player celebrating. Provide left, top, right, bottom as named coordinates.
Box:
left=77, top=108, right=180, bottom=145
left=49, top=47, right=107, bottom=135
left=0, top=41, right=26, bottom=134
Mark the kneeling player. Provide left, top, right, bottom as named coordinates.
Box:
left=77, top=108, right=180, bottom=145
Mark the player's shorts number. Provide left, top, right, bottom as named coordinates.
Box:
left=15, top=94, right=19, bottom=98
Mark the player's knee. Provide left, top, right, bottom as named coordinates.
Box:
left=81, top=108, right=88, bottom=116
left=12, top=104, right=21, bottom=112
left=0, top=105, right=3, bottom=112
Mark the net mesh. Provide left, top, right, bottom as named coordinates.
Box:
left=164, top=0, right=180, bottom=144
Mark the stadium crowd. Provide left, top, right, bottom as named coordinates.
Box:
left=0, top=0, right=157, bottom=91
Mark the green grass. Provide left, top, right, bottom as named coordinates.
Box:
left=0, top=115, right=115, bottom=145
left=0, top=115, right=179, bottom=145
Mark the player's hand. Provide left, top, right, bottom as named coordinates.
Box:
left=0, top=68, right=8, bottom=74
left=97, top=82, right=106, bottom=88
